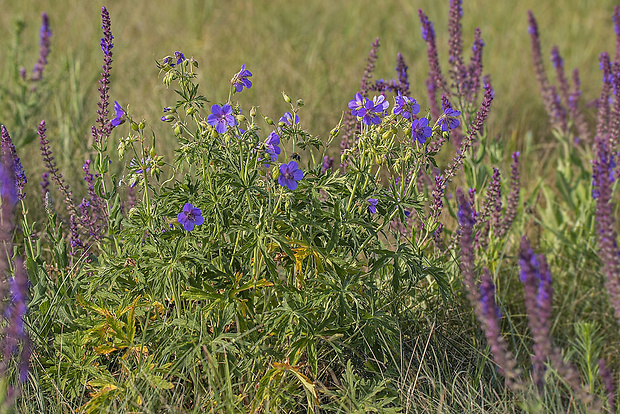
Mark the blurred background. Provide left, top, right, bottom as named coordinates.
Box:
left=0, top=0, right=617, bottom=185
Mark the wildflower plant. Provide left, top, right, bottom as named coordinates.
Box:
left=4, top=2, right=620, bottom=413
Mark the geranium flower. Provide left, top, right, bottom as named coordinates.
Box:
left=393, top=92, right=420, bottom=119
left=278, top=161, right=304, bottom=190
left=412, top=117, right=432, bottom=144
left=231, top=64, right=253, bottom=93
left=279, top=112, right=299, bottom=126
left=265, top=131, right=281, bottom=162
left=367, top=198, right=378, bottom=214
left=438, top=107, right=461, bottom=131
left=207, top=104, right=236, bottom=133
left=348, top=93, right=367, bottom=117
left=111, top=101, right=125, bottom=127
left=177, top=203, right=204, bottom=231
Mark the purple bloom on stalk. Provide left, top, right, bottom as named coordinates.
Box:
left=367, top=198, right=378, bottom=214
left=207, top=104, right=236, bottom=133
left=348, top=93, right=367, bottom=117
left=279, top=112, right=299, bottom=126
left=321, top=155, right=334, bottom=174
left=393, top=92, right=420, bottom=119
left=412, top=117, right=432, bottom=144
left=1, top=126, right=27, bottom=200
left=278, top=161, right=304, bottom=190
left=110, top=101, right=125, bottom=127
left=439, top=107, right=461, bottom=131
left=177, top=203, right=204, bottom=231
left=231, top=64, right=253, bottom=93
left=31, top=12, right=52, bottom=81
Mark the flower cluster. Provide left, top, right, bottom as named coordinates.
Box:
left=347, top=93, right=389, bottom=126
left=163, top=51, right=186, bottom=67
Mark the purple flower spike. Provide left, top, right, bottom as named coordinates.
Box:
left=412, top=117, right=432, bottom=144
left=31, top=12, right=52, bottom=82
left=278, top=161, right=304, bottom=190
left=207, top=104, right=236, bottom=134
left=110, top=101, right=125, bottom=127
left=367, top=198, right=378, bottom=214
left=321, top=155, right=334, bottom=174
left=178, top=203, right=204, bottom=231
left=232, top=64, right=253, bottom=93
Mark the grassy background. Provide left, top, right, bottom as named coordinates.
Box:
left=1, top=0, right=617, bottom=155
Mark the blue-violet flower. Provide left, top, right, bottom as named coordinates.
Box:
left=178, top=203, right=204, bottom=231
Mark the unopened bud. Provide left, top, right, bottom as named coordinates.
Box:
left=330, top=127, right=340, bottom=137
left=282, top=92, right=292, bottom=103
left=131, top=122, right=139, bottom=131
left=264, top=117, right=274, bottom=126
left=138, top=121, right=145, bottom=130
left=296, top=99, right=304, bottom=107
left=186, top=107, right=196, bottom=116
left=250, top=107, right=257, bottom=118
left=236, top=114, right=246, bottom=123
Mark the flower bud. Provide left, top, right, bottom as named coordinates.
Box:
left=236, top=114, right=247, bottom=123
left=174, top=125, right=182, bottom=135
left=186, top=107, right=196, bottom=116
left=296, top=99, right=304, bottom=107
left=282, top=92, right=292, bottom=103
left=330, top=127, right=340, bottom=137
left=264, top=117, right=274, bottom=126
left=131, top=122, right=139, bottom=131
left=250, top=107, right=257, bottom=118
left=138, top=121, right=145, bottom=130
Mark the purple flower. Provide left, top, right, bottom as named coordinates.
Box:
left=175, top=51, right=185, bottom=66
left=321, top=155, right=334, bottom=174
left=393, top=93, right=420, bottom=119
left=412, top=117, right=432, bottom=144
left=207, top=104, right=236, bottom=133
left=32, top=12, right=52, bottom=81
left=232, top=64, right=253, bottom=93
left=348, top=93, right=367, bottom=117
left=361, top=99, right=382, bottom=125
left=367, top=198, right=378, bottom=214
left=177, top=203, right=204, bottom=231
left=278, top=161, right=304, bottom=190
left=110, top=101, right=125, bottom=127
left=265, top=131, right=281, bottom=162
left=438, top=107, right=461, bottom=131
left=372, top=95, right=389, bottom=114
left=279, top=112, right=299, bottom=126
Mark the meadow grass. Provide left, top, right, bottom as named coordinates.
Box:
left=0, top=1, right=619, bottom=413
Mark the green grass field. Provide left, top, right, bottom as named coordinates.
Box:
left=1, top=0, right=616, bottom=147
